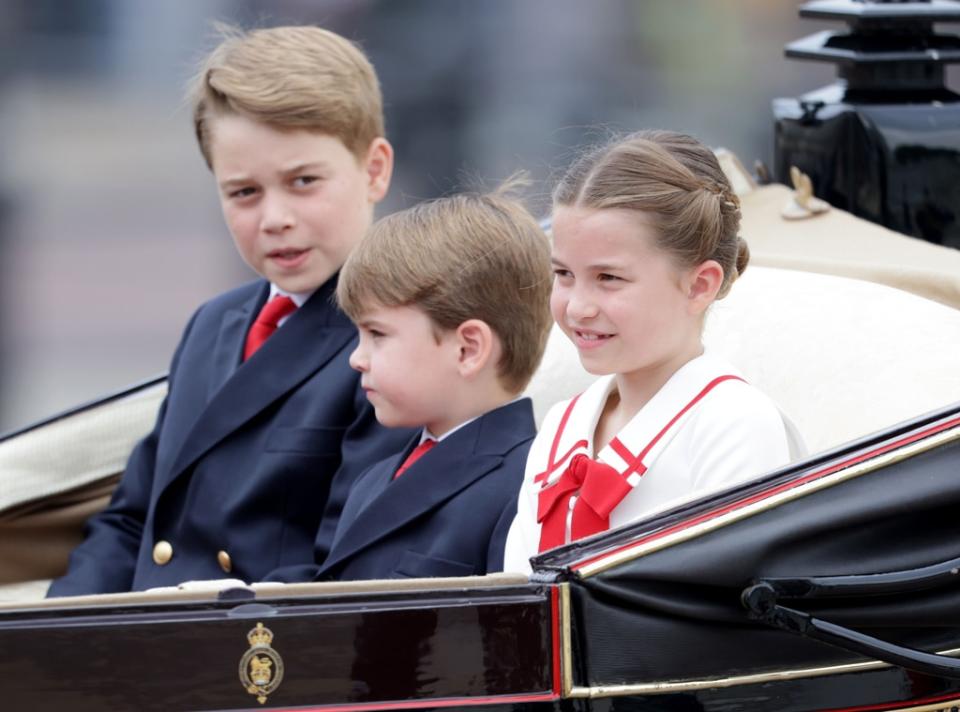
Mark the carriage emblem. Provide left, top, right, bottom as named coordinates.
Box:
left=239, top=622, right=285, bottom=704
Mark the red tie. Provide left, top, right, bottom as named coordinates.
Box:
left=244, top=295, right=297, bottom=361
left=394, top=439, right=436, bottom=479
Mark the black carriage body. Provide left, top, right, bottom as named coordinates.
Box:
left=5, top=403, right=960, bottom=712
left=542, top=404, right=960, bottom=712
left=774, top=0, right=960, bottom=249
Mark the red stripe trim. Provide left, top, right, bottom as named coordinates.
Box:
left=534, top=439, right=589, bottom=484
left=535, top=394, right=586, bottom=484
left=263, top=690, right=560, bottom=712
left=550, top=586, right=563, bottom=695
left=609, top=437, right=634, bottom=465
left=547, top=395, right=581, bottom=468
left=573, top=414, right=960, bottom=573
left=821, top=691, right=960, bottom=712
left=610, top=375, right=744, bottom=478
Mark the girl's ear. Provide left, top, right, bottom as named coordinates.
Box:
left=685, top=259, right=724, bottom=315
left=455, top=319, right=495, bottom=379
left=364, top=137, right=393, bottom=204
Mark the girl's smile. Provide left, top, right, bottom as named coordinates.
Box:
left=571, top=328, right=615, bottom=349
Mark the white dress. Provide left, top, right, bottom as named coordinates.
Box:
left=502, top=352, right=805, bottom=574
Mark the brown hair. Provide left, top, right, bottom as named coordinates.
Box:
left=554, top=129, right=747, bottom=298
left=190, top=25, right=384, bottom=168
left=337, top=184, right=553, bottom=393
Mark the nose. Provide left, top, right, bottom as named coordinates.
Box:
left=260, top=191, right=295, bottom=234
left=348, top=342, right=368, bottom=373
left=564, top=285, right=598, bottom=322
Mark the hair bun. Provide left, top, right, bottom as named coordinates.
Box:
left=735, top=236, right=750, bottom=277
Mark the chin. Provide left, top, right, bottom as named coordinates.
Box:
left=577, top=356, right=614, bottom=376
left=270, top=268, right=336, bottom=295
left=373, top=409, right=418, bottom=430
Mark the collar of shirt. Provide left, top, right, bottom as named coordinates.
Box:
left=268, top=284, right=316, bottom=327
left=420, top=417, right=477, bottom=446
left=419, top=396, right=526, bottom=445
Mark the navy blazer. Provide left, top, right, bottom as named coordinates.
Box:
left=48, top=277, right=412, bottom=596
left=315, top=398, right=534, bottom=581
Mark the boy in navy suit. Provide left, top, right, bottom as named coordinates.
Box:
left=48, top=26, right=412, bottom=596
left=270, top=185, right=553, bottom=582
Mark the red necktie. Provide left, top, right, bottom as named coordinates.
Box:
left=536, top=454, right=634, bottom=552
left=243, top=295, right=297, bottom=361
left=394, top=439, right=436, bottom=479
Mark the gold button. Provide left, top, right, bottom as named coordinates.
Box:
left=153, top=540, right=173, bottom=565
left=217, top=550, right=232, bottom=574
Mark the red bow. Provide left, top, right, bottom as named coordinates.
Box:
left=536, top=454, right=635, bottom=552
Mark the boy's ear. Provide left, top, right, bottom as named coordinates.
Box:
left=685, top=259, right=724, bottom=315
left=455, top=319, right=497, bottom=379
left=363, top=137, right=393, bottom=204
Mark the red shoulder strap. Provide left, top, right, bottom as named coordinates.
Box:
left=609, top=375, right=744, bottom=478
left=534, top=394, right=588, bottom=484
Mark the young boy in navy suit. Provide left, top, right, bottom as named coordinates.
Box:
left=269, top=186, right=553, bottom=582
left=48, top=26, right=412, bottom=596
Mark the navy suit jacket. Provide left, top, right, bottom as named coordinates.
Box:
left=310, top=398, right=534, bottom=581
left=48, top=277, right=412, bottom=596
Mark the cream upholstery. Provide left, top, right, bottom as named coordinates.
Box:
left=707, top=267, right=960, bottom=452
left=0, top=382, right=165, bottom=514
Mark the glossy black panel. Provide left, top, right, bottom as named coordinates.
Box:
left=774, top=89, right=960, bottom=249
left=775, top=0, right=960, bottom=249
left=1, top=585, right=553, bottom=711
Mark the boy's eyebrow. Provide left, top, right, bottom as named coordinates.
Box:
left=218, top=176, right=252, bottom=190
left=280, top=161, right=328, bottom=176
left=217, top=162, right=331, bottom=189
left=356, top=316, right=387, bottom=330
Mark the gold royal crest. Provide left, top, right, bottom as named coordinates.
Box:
left=239, top=622, right=284, bottom=704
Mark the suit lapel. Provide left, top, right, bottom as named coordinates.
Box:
left=164, top=278, right=354, bottom=487
left=349, top=447, right=409, bottom=521
left=207, top=286, right=265, bottom=399
left=320, top=400, right=535, bottom=573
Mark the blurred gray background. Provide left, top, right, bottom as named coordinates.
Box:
left=0, top=0, right=951, bottom=432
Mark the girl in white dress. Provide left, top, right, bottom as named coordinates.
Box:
left=503, top=130, right=804, bottom=573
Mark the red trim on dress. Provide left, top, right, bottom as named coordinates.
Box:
left=536, top=394, right=586, bottom=484
left=537, top=375, right=742, bottom=551
left=610, top=375, right=744, bottom=478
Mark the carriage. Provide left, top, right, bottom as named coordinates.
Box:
left=3, top=161, right=960, bottom=711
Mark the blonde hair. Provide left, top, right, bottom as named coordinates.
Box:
left=337, top=184, right=553, bottom=393
left=190, top=25, right=384, bottom=168
left=554, top=130, right=747, bottom=298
